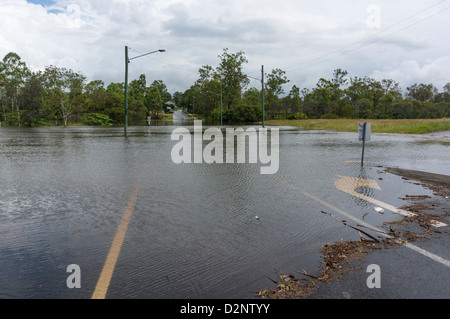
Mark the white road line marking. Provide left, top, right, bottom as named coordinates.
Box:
left=335, top=175, right=447, bottom=227
left=272, top=175, right=450, bottom=268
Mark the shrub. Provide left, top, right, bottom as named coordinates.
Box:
left=82, top=113, right=113, bottom=126
left=287, top=112, right=308, bottom=120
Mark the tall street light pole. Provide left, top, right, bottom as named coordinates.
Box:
left=124, top=46, right=165, bottom=136
left=261, top=65, right=265, bottom=128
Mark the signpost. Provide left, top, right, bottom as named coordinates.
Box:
left=358, top=122, right=371, bottom=166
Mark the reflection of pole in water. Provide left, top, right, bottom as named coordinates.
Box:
left=354, top=167, right=374, bottom=206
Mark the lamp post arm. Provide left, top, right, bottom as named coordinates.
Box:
left=129, top=50, right=166, bottom=61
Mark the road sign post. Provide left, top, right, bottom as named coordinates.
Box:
left=359, top=122, right=371, bottom=166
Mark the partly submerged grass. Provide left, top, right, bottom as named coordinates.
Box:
left=266, top=118, right=450, bottom=134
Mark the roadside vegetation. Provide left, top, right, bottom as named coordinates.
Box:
left=1, top=50, right=449, bottom=127
left=267, top=118, right=450, bottom=134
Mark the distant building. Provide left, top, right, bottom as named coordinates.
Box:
left=164, top=101, right=176, bottom=113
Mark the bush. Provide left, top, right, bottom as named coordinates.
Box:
left=32, top=119, right=52, bottom=126
left=82, top=113, right=113, bottom=126
left=2, top=111, right=27, bottom=126
left=287, top=112, right=308, bottom=120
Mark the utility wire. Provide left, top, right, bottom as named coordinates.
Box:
left=234, top=1, right=449, bottom=78
left=126, top=1, right=449, bottom=92
left=283, top=1, right=450, bottom=72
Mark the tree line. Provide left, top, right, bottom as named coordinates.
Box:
left=177, top=48, right=450, bottom=122
left=1, top=50, right=449, bottom=127
left=0, top=52, right=171, bottom=126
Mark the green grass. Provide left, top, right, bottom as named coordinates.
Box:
left=266, top=118, right=450, bottom=134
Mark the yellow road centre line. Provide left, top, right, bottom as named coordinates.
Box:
left=92, top=178, right=142, bottom=299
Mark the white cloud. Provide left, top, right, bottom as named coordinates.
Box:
left=371, top=57, right=450, bottom=90
left=0, top=0, right=449, bottom=94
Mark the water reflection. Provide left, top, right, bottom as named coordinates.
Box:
left=353, top=167, right=375, bottom=207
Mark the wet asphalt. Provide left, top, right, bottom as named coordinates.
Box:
left=308, top=196, right=450, bottom=299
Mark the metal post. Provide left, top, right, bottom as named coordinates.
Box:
left=261, top=65, right=265, bottom=128
left=124, top=46, right=129, bottom=137
left=361, top=122, right=367, bottom=166
left=220, top=82, right=223, bottom=127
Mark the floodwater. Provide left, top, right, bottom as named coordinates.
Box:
left=0, top=115, right=449, bottom=299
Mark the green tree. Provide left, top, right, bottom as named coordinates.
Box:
left=265, top=68, right=289, bottom=96
left=194, top=65, right=221, bottom=118
left=82, top=113, right=113, bottom=126
left=309, top=87, right=333, bottom=118
left=443, top=83, right=450, bottom=102
left=105, top=82, right=125, bottom=124
left=289, top=85, right=302, bottom=115
left=18, top=72, right=44, bottom=125
left=216, top=48, right=249, bottom=109
left=406, top=83, right=437, bottom=102
left=264, top=68, right=290, bottom=119
left=331, top=69, right=348, bottom=96
left=345, top=76, right=384, bottom=118
left=84, top=80, right=108, bottom=114
left=42, top=65, right=86, bottom=125
left=128, top=74, right=147, bottom=124
left=173, top=91, right=183, bottom=107
left=145, top=86, right=163, bottom=117
left=0, top=52, right=31, bottom=125
left=150, top=80, right=171, bottom=103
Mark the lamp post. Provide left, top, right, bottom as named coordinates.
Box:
left=261, top=65, right=265, bottom=128
left=124, top=46, right=165, bottom=136
left=220, top=82, right=223, bottom=127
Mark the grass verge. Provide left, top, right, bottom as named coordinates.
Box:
left=266, top=118, right=450, bottom=134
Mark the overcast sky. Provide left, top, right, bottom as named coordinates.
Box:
left=1, top=0, right=449, bottom=94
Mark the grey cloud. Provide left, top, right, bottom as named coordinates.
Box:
left=162, top=3, right=279, bottom=44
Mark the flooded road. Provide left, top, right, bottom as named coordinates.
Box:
left=0, top=122, right=449, bottom=299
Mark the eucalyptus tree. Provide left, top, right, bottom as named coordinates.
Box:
left=406, top=83, right=438, bottom=102
left=216, top=48, right=250, bottom=109
left=84, top=80, right=107, bottom=114
left=193, top=65, right=222, bottom=117
left=42, top=65, right=86, bottom=125
left=105, top=82, right=125, bottom=124
left=145, top=86, right=163, bottom=117
left=150, top=80, right=171, bottom=103
left=264, top=68, right=290, bottom=118
left=18, top=72, right=44, bottom=125
left=0, top=52, right=31, bottom=125
left=127, top=74, right=147, bottom=124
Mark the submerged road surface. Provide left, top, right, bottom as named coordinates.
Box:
left=0, top=124, right=449, bottom=299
